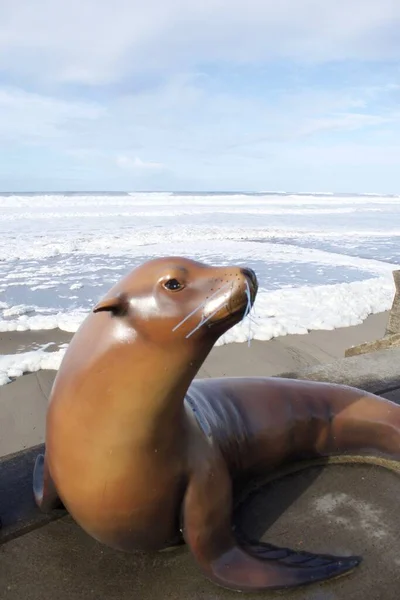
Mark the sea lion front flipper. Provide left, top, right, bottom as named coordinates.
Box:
left=33, top=453, right=64, bottom=512
left=182, top=456, right=361, bottom=592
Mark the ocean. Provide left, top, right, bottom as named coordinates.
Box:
left=0, top=191, right=399, bottom=384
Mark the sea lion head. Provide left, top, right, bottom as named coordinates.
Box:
left=92, top=256, right=258, bottom=346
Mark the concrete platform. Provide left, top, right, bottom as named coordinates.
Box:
left=1, top=336, right=400, bottom=599
left=1, top=458, right=399, bottom=600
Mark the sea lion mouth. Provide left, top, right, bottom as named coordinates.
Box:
left=207, top=267, right=258, bottom=330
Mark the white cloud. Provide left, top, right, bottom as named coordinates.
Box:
left=1, top=40, right=400, bottom=192
left=225, top=110, right=395, bottom=150
left=65, top=148, right=104, bottom=160
left=1, top=73, right=399, bottom=178
left=116, top=155, right=165, bottom=171
left=298, top=113, right=393, bottom=136
left=0, top=87, right=103, bottom=144
left=282, top=143, right=400, bottom=167
left=0, top=1, right=400, bottom=84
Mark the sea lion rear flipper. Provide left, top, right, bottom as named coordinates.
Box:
left=33, top=453, right=65, bottom=513
left=182, top=456, right=361, bottom=592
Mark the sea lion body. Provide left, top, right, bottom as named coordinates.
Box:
left=42, top=308, right=190, bottom=552
left=34, top=257, right=400, bottom=592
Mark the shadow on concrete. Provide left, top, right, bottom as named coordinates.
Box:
left=233, top=464, right=327, bottom=540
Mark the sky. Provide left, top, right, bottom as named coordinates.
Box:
left=1, top=0, right=400, bottom=193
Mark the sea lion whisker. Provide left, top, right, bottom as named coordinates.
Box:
left=243, top=281, right=252, bottom=319
left=242, top=279, right=253, bottom=347
left=172, top=282, right=232, bottom=332
left=185, top=304, right=228, bottom=339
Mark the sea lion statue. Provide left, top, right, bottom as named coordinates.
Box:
left=33, top=257, right=400, bottom=592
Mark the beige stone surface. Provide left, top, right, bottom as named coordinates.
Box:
left=386, top=270, right=400, bottom=336
left=1, top=464, right=400, bottom=600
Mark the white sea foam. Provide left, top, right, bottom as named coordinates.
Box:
left=0, top=345, right=67, bottom=386
left=221, top=275, right=395, bottom=344
left=0, top=275, right=395, bottom=385
left=0, top=191, right=399, bottom=385
left=1, top=191, right=399, bottom=209
left=0, top=308, right=88, bottom=333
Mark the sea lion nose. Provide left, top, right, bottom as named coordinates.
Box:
left=241, top=267, right=258, bottom=288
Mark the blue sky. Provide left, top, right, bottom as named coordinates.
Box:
left=1, top=0, right=400, bottom=192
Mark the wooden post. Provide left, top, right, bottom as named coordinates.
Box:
left=385, top=270, right=400, bottom=336
left=345, top=269, right=400, bottom=358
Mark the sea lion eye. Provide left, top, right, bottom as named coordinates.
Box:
left=163, top=278, right=184, bottom=291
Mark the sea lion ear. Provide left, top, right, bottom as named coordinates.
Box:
left=93, top=293, right=130, bottom=316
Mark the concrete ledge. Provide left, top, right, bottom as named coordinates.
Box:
left=280, top=346, right=400, bottom=396
left=345, top=332, right=400, bottom=358
left=345, top=270, right=400, bottom=358
left=0, top=444, right=66, bottom=545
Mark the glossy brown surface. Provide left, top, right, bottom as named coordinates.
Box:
left=33, top=257, right=400, bottom=592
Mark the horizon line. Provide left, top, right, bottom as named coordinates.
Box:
left=0, top=190, right=399, bottom=197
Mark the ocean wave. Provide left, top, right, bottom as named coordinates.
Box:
left=0, top=190, right=399, bottom=386
left=1, top=191, right=400, bottom=209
